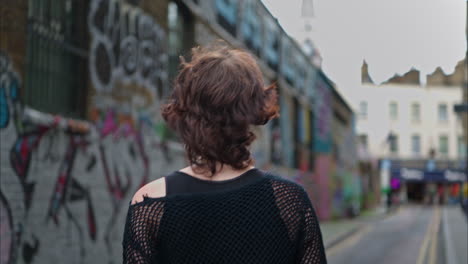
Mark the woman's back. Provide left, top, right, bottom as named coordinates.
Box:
left=122, top=45, right=326, bottom=263
left=122, top=169, right=326, bottom=263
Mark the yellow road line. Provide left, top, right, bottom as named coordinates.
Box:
left=416, top=207, right=439, bottom=264
left=416, top=209, right=435, bottom=264
left=428, top=207, right=441, bottom=264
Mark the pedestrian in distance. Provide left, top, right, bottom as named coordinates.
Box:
left=122, top=43, right=327, bottom=264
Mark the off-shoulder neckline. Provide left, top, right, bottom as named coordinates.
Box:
left=128, top=170, right=274, bottom=207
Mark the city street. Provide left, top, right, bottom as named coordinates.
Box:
left=326, top=205, right=466, bottom=264
left=1, top=0, right=466, bottom=263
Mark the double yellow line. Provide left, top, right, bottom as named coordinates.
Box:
left=417, top=207, right=441, bottom=264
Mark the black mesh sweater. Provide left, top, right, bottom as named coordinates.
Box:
left=122, top=169, right=327, bottom=264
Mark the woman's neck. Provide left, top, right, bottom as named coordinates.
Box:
left=180, top=164, right=255, bottom=182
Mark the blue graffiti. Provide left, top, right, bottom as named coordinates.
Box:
left=0, top=85, right=8, bottom=128
left=0, top=51, right=20, bottom=129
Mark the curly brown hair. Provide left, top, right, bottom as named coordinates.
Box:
left=161, top=45, right=279, bottom=176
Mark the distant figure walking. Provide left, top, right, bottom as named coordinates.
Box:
left=122, top=44, right=327, bottom=264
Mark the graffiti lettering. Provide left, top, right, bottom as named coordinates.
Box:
left=1, top=36, right=175, bottom=263
left=88, top=0, right=168, bottom=102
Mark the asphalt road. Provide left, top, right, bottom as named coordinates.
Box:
left=326, top=205, right=444, bottom=264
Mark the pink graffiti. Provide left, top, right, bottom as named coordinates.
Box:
left=47, top=135, right=97, bottom=241
left=99, top=110, right=138, bottom=140
left=100, top=110, right=119, bottom=137
left=10, top=126, right=53, bottom=209
left=314, top=155, right=332, bottom=220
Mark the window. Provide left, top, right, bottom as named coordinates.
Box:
left=264, top=18, right=279, bottom=70
left=411, top=103, right=421, bottom=122
left=458, top=136, right=466, bottom=159
left=168, top=2, right=194, bottom=83
left=215, top=0, right=238, bottom=36
left=439, top=135, right=449, bottom=156
left=411, top=134, right=421, bottom=155
left=359, top=134, right=368, bottom=148
left=389, top=134, right=398, bottom=154
left=438, top=103, right=448, bottom=122
left=389, top=102, right=398, bottom=120
left=359, top=101, right=368, bottom=119
left=241, top=0, right=261, bottom=56
left=25, top=0, right=88, bottom=117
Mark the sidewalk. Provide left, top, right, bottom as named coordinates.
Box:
left=442, top=205, right=467, bottom=264
left=321, top=207, right=388, bottom=249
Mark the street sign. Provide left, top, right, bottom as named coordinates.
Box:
left=391, top=168, right=467, bottom=182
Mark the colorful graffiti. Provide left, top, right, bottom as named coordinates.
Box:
left=88, top=0, right=168, bottom=102
left=10, top=126, right=52, bottom=209
left=314, top=155, right=332, bottom=219
left=89, top=107, right=175, bottom=262
left=46, top=133, right=97, bottom=264
left=329, top=123, right=361, bottom=218
left=314, top=73, right=332, bottom=153
left=6, top=106, right=97, bottom=263
left=0, top=51, right=20, bottom=129
left=0, top=47, right=175, bottom=264
left=91, top=109, right=137, bottom=261
left=88, top=2, right=172, bottom=260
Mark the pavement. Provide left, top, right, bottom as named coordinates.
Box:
left=441, top=205, right=467, bottom=264
left=321, top=206, right=388, bottom=249
left=321, top=205, right=467, bottom=264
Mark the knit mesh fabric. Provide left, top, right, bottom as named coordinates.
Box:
left=122, top=172, right=327, bottom=264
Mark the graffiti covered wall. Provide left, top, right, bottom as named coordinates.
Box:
left=311, top=73, right=333, bottom=219
left=0, top=1, right=186, bottom=263
left=330, top=124, right=361, bottom=218
left=88, top=0, right=169, bottom=101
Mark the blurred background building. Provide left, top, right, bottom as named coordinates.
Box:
left=356, top=59, right=467, bottom=205
left=0, top=0, right=381, bottom=263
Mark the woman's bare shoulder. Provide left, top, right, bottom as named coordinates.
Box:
left=131, top=177, right=167, bottom=205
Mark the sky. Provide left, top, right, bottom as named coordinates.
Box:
left=261, top=0, right=467, bottom=92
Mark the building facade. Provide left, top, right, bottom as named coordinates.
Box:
left=355, top=61, right=467, bottom=204
left=357, top=83, right=464, bottom=160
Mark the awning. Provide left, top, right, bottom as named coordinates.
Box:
left=391, top=168, right=467, bottom=183
left=454, top=103, right=468, bottom=113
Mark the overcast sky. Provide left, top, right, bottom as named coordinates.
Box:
left=262, top=0, right=466, bottom=91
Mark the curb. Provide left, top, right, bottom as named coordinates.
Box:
left=442, top=207, right=459, bottom=264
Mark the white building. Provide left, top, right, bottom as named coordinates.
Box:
left=355, top=83, right=465, bottom=161
left=354, top=63, right=466, bottom=163
left=350, top=62, right=467, bottom=203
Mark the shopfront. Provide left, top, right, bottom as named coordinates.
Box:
left=391, top=168, right=467, bottom=204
